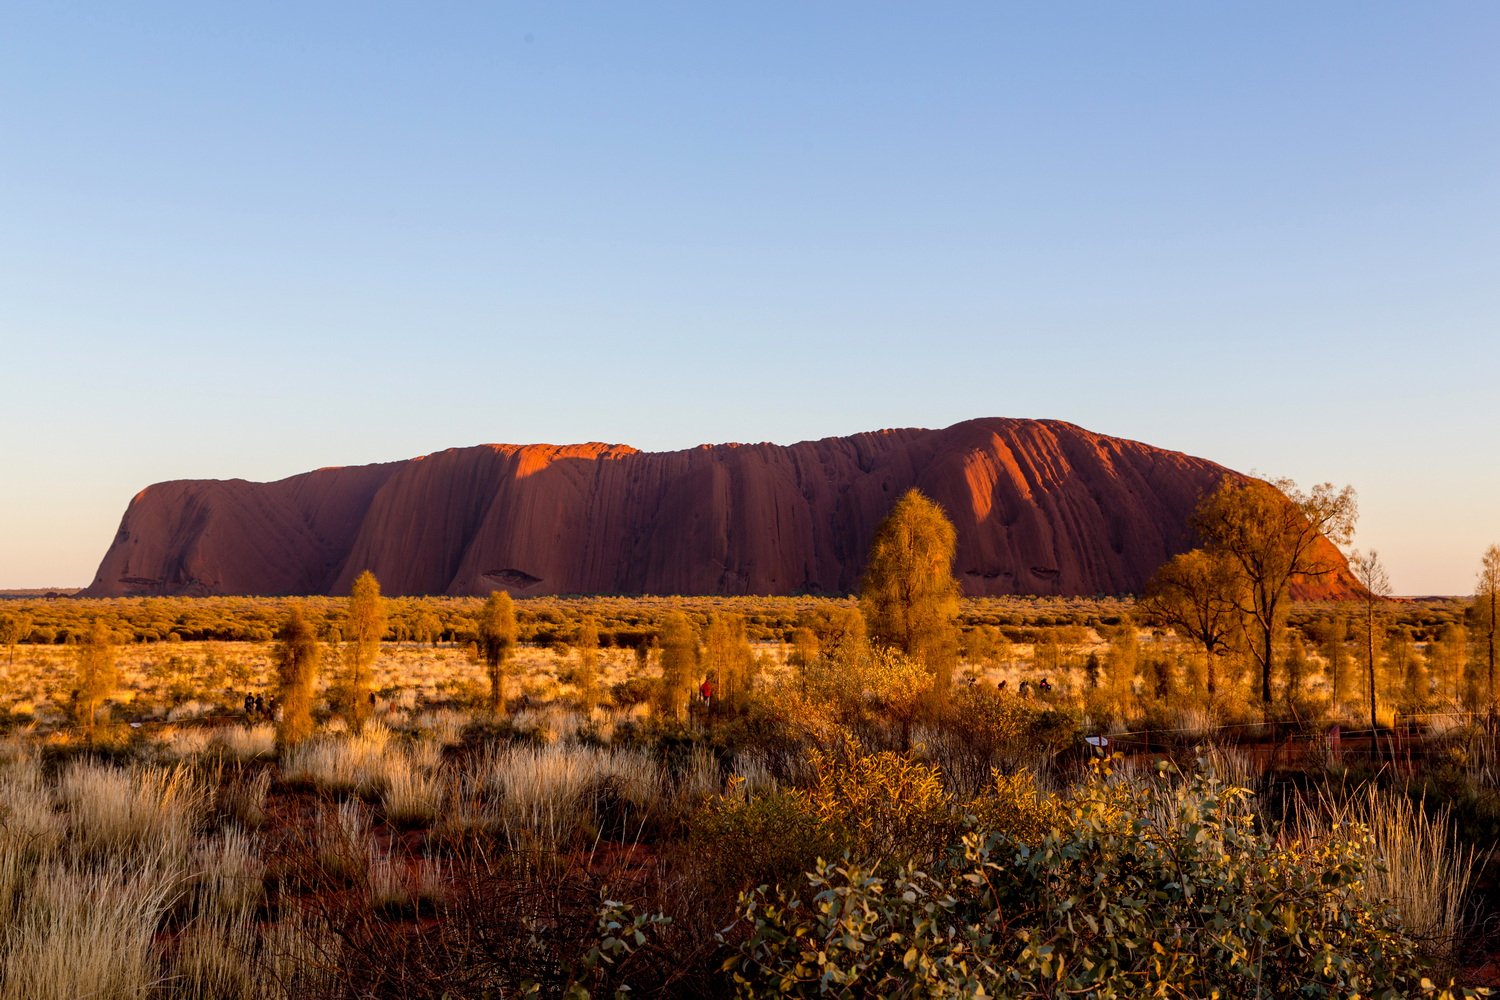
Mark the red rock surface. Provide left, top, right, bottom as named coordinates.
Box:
left=82, top=418, right=1356, bottom=598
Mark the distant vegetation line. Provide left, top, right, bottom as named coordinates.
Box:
left=0, top=591, right=1467, bottom=647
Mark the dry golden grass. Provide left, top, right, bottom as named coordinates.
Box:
left=480, top=743, right=665, bottom=852
left=0, top=861, right=181, bottom=1000
left=191, top=824, right=265, bottom=919
left=57, top=761, right=206, bottom=865
left=282, top=724, right=394, bottom=796
left=0, top=619, right=1486, bottom=995
left=1298, top=784, right=1478, bottom=959
left=379, top=745, right=445, bottom=829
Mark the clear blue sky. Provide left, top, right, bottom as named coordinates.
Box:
left=2, top=3, right=1496, bottom=594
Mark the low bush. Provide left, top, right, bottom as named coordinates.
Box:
left=804, top=734, right=958, bottom=870
left=728, top=762, right=1479, bottom=998
left=688, top=783, right=844, bottom=904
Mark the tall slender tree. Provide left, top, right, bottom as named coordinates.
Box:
left=658, top=610, right=698, bottom=723
left=75, top=618, right=118, bottom=745
left=477, top=591, right=518, bottom=716
left=860, top=489, right=962, bottom=700
left=703, top=612, right=756, bottom=712
left=573, top=616, right=601, bottom=716
left=1349, top=549, right=1390, bottom=738
left=1474, top=545, right=1500, bottom=725
left=344, top=570, right=386, bottom=733
left=275, top=606, right=321, bottom=752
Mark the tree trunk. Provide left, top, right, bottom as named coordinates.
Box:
left=489, top=661, right=507, bottom=716
left=1367, top=600, right=1378, bottom=744
left=1489, top=588, right=1496, bottom=728
left=1260, top=628, right=1273, bottom=709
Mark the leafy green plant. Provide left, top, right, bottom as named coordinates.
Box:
left=728, top=761, right=1482, bottom=999
left=804, top=734, right=957, bottom=869
left=689, top=782, right=844, bottom=902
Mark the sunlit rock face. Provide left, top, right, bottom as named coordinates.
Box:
left=82, top=418, right=1356, bottom=598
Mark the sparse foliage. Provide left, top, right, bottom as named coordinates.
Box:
left=573, top=616, right=601, bottom=715
left=657, top=610, right=698, bottom=722
left=703, top=612, right=756, bottom=712
left=74, top=618, right=118, bottom=744
left=1193, top=476, right=1357, bottom=713
left=1351, top=549, right=1392, bottom=735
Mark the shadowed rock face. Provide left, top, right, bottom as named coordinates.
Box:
left=82, top=418, right=1355, bottom=598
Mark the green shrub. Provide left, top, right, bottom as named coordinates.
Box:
left=689, top=785, right=844, bottom=903
left=804, top=734, right=958, bottom=870
left=931, top=687, right=1078, bottom=792
left=728, top=762, right=1479, bottom=999
left=962, top=769, right=1059, bottom=846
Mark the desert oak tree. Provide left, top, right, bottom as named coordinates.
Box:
left=275, top=605, right=321, bottom=751
left=573, top=615, right=601, bottom=716
left=344, top=569, right=386, bottom=732
left=860, top=489, right=962, bottom=700
left=75, top=618, right=118, bottom=745
left=658, top=610, right=699, bottom=722
left=477, top=591, right=518, bottom=716
left=1475, top=545, right=1500, bottom=722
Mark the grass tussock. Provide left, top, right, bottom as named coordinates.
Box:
left=0, top=861, right=181, bottom=1000
left=379, top=748, right=445, bottom=830
left=57, top=761, right=207, bottom=865
left=481, top=743, right=664, bottom=852
left=281, top=724, right=394, bottom=796
left=1298, top=784, right=1478, bottom=959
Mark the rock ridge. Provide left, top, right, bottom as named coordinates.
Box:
left=82, top=418, right=1354, bottom=598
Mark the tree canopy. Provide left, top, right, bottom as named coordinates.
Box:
left=275, top=605, right=321, bottom=751
left=477, top=591, right=518, bottom=715
left=860, top=489, right=962, bottom=697
left=1192, top=476, right=1357, bottom=711
left=344, top=569, right=386, bottom=732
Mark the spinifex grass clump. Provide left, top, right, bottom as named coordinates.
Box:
left=379, top=746, right=445, bottom=830
left=481, top=743, right=663, bottom=852
left=1297, top=784, right=1477, bottom=961
left=368, top=849, right=446, bottom=918
left=281, top=724, right=394, bottom=796
left=190, top=825, right=265, bottom=920
left=56, top=761, right=207, bottom=866
left=0, top=863, right=180, bottom=1000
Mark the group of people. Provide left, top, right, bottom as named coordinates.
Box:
left=986, top=677, right=1053, bottom=697
left=242, top=692, right=280, bottom=723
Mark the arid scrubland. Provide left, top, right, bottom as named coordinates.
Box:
left=1, top=493, right=1498, bottom=995
left=0, top=608, right=1491, bottom=996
